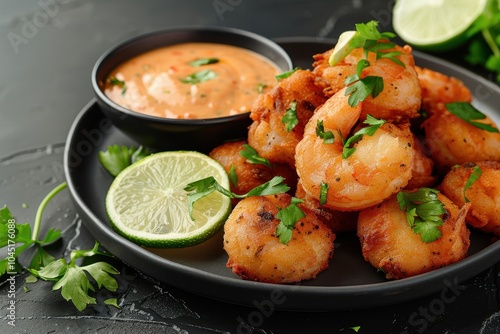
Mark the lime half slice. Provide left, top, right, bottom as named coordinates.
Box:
left=106, top=151, right=231, bottom=248
left=329, top=30, right=358, bottom=66
left=393, top=0, right=488, bottom=51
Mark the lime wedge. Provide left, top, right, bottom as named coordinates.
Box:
left=106, top=151, right=231, bottom=248
left=329, top=30, right=358, bottom=66
left=393, top=0, right=488, bottom=51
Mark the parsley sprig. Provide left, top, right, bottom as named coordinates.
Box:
left=396, top=188, right=446, bottom=243
left=181, top=69, right=218, bottom=84
left=336, top=21, right=405, bottom=107
left=98, top=144, right=151, bottom=177
left=0, top=182, right=120, bottom=311
left=344, top=59, right=384, bottom=107
left=282, top=101, right=299, bottom=132
left=446, top=102, right=499, bottom=133
left=464, top=164, right=483, bottom=203
left=316, top=120, right=335, bottom=144
left=239, top=144, right=271, bottom=168
left=184, top=176, right=304, bottom=244
left=276, top=197, right=305, bottom=244
left=109, top=76, right=127, bottom=95
left=342, top=114, right=386, bottom=159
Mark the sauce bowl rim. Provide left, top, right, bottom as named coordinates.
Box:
left=91, top=25, right=293, bottom=125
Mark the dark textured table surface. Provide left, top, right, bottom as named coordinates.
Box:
left=1, top=1, right=500, bottom=333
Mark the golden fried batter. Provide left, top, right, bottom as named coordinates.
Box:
left=439, top=161, right=500, bottom=237
left=247, top=69, right=328, bottom=168
left=209, top=140, right=298, bottom=202
left=223, top=193, right=335, bottom=283
left=357, top=193, right=470, bottom=279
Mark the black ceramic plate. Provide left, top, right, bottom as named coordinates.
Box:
left=64, top=39, right=500, bottom=311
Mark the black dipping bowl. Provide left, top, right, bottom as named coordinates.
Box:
left=92, top=27, right=293, bottom=153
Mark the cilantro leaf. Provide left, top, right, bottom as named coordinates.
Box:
left=464, top=165, right=482, bottom=203
left=319, top=182, right=329, bottom=205
left=184, top=176, right=290, bottom=221
left=344, top=60, right=384, bottom=107
left=276, top=197, right=305, bottom=244
left=239, top=144, right=271, bottom=168
left=98, top=145, right=151, bottom=177
left=342, top=114, right=386, bottom=159
left=282, top=101, right=299, bottom=132
left=29, top=242, right=119, bottom=312
left=275, top=67, right=300, bottom=81
left=189, top=58, right=219, bottom=67
left=1, top=183, right=119, bottom=312
left=396, top=188, right=446, bottom=243
left=109, top=76, right=127, bottom=95
left=180, top=69, right=218, bottom=84
left=316, top=120, right=335, bottom=144
left=53, top=266, right=97, bottom=311
left=228, top=164, right=238, bottom=187
left=446, top=102, right=499, bottom=133
left=80, top=262, right=119, bottom=291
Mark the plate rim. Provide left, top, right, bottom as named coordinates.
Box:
left=64, top=41, right=500, bottom=311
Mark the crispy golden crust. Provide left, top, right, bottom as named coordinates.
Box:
left=439, top=161, right=500, bottom=237
left=422, top=105, right=500, bottom=175
left=209, top=140, right=298, bottom=201
left=415, top=66, right=472, bottom=115
left=295, top=179, right=358, bottom=234
left=357, top=193, right=470, bottom=280
left=223, top=194, right=335, bottom=283
left=247, top=69, right=328, bottom=168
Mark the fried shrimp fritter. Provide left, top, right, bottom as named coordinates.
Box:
left=357, top=193, right=470, bottom=280
left=247, top=69, right=328, bottom=168
left=295, top=179, right=358, bottom=234
left=422, top=104, right=500, bottom=174
left=295, top=88, right=414, bottom=211
left=439, top=161, right=500, bottom=237
left=313, top=44, right=421, bottom=122
left=209, top=140, right=298, bottom=201
left=415, top=66, right=472, bottom=115
left=223, top=193, right=335, bottom=283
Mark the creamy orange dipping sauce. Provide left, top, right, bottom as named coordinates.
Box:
left=103, top=42, right=281, bottom=119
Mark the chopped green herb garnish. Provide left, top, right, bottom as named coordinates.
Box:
left=258, top=83, right=267, bottom=93
left=1, top=183, right=120, bottom=312
left=350, top=326, right=361, bottom=333
left=342, top=114, right=386, bottom=159
left=239, top=144, right=271, bottom=168
left=27, top=241, right=119, bottom=312
left=98, top=145, right=151, bottom=177
left=189, top=58, right=219, bottom=67
left=228, top=164, right=238, bottom=187
left=282, top=101, right=299, bottom=132
left=185, top=176, right=298, bottom=243
left=316, top=120, right=335, bottom=144
left=446, top=102, right=499, bottom=133
left=275, top=67, right=300, bottom=81
left=181, top=69, right=218, bottom=84
left=396, top=188, right=446, bottom=243
left=276, top=197, right=305, bottom=244
left=109, top=76, right=127, bottom=95
left=464, top=164, right=482, bottom=203
left=319, top=182, right=329, bottom=205
left=344, top=59, right=384, bottom=107
left=350, top=21, right=404, bottom=67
